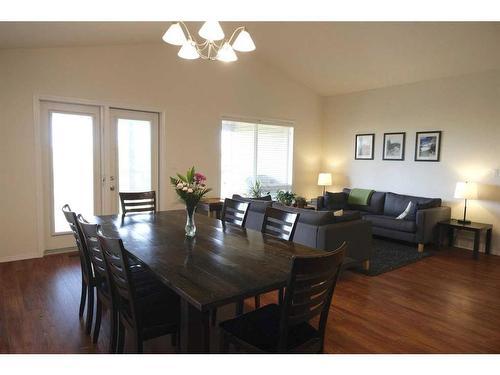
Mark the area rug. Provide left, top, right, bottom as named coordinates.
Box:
left=354, top=237, right=433, bottom=276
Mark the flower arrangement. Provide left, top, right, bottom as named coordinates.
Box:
left=170, top=167, right=211, bottom=237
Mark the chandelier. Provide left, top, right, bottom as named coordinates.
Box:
left=162, top=21, right=256, bottom=62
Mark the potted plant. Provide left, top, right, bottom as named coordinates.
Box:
left=276, top=190, right=296, bottom=206
left=247, top=179, right=269, bottom=198
left=170, top=167, right=211, bottom=237
left=294, top=196, right=307, bottom=208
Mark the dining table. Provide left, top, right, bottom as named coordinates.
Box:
left=93, top=210, right=321, bottom=353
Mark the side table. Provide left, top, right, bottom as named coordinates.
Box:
left=199, top=198, right=224, bottom=220
left=437, top=219, right=493, bottom=259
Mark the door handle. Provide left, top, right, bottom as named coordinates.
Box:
left=110, top=185, right=115, bottom=191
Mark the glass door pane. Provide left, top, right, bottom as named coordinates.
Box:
left=51, top=112, right=95, bottom=233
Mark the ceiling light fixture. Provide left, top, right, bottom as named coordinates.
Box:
left=162, top=21, right=256, bottom=62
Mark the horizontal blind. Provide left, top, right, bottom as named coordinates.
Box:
left=221, top=119, right=293, bottom=198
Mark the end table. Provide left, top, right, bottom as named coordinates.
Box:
left=199, top=198, right=224, bottom=220
left=438, top=219, right=493, bottom=259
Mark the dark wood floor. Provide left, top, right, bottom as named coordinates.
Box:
left=1, top=246, right=499, bottom=353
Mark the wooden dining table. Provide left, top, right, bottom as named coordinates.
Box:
left=93, top=210, right=321, bottom=353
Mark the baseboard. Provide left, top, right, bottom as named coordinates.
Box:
left=44, top=247, right=78, bottom=256
left=0, top=252, right=42, bottom=264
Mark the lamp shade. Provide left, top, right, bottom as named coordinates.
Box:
left=162, top=22, right=187, bottom=46
left=178, top=40, right=200, bottom=60
left=317, top=173, right=332, bottom=186
left=232, top=29, right=256, bottom=52
left=216, top=42, right=238, bottom=62
left=198, top=21, right=225, bottom=41
left=454, top=181, right=478, bottom=200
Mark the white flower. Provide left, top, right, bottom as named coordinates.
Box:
left=182, top=187, right=188, bottom=191
left=176, top=183, right=183, bottom=189
left=187, top=188, right=193, bottom=193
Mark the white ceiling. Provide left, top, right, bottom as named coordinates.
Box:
left=1, top=22, right=499, bottom=96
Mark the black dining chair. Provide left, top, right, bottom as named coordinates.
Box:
left=98, top=230, right=181, bottom=353
left=221, top=198, right=250, bottom=228
left=119, top=191, right=156, bottom=217
left=253, top=206, right=300, bottom=309
left=219, top=242, right=346, bottom=353
left=62, top=204, right=95, bottom=334
left=210, top=198, right=251, bottom=326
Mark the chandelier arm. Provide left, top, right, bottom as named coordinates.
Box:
left=178, top=21, right=195, bottom=41
left=227, top=26, right=246, bottom=45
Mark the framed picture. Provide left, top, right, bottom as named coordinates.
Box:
left=383, top=132, right=406, bottom=160
left=415, top=131, right=442, bottom=162
left=355, top=134, right=375, bottom=160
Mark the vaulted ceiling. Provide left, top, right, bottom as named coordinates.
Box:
left=1, top=22, right=499, bottom=95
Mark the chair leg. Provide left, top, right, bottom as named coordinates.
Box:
left=79, top=278, right=87, bottom=318
left=92, top=297, right=102, bottom=344
left=254, top=295, right=260, bottom=309
left=135, top=333, right=143, bottom=354
left=235, top=300, right=244, bottom=315
left=85, top=286, right=94, bottom=335
left=109, top=308, right=118, bottom=354
left=278, top=288, right=284, bottom=305
left=171, top=332, right=177, bottom=347
left=219, top=331, right=230, bottom=353
left=211, top=308, right=217, bottom=326
left=117, top=321, right=125, bottom=354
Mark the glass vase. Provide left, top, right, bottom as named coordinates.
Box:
left=185, top=205, right=197, bottom=237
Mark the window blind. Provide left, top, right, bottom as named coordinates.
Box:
left=221, top=119, right=294, bottom=198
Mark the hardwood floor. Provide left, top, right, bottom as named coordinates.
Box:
left=1, top=246, right=499, bottom=353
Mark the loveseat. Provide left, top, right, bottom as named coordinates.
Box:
left=317, top=188, right=451, bottom=252
left=232, top=195, right=372, bottom=269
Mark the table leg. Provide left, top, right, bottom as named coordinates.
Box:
left=473, top=230, right=480, bottom=260
left=180, top=299, right=210, bottom=353
left=448, top=227, right=454, bottom=247
left=485, top=229, right=492, bottom=255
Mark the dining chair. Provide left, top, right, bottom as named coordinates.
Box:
left=62, top=204, right=95, bottom=335
left=98, top=230, right=181, bottom=353
left=210, top=198, right=250, bottom=326
left=119, top=191, right=156, bottom=217
left=221, top=198, right=250, bottom=228
left=219, top=242, right=346, bottom=353
left=253, top=206, right=300, bottom=309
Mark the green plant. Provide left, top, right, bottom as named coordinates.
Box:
left=276, top=190, right=296, bottom=206
left=295, top=196, right=307, bottom=208
left=248, top=179, right=269, bottom=198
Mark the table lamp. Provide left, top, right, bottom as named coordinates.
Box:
left=317, top=173, right=332, bottom=195
left=454, top=181, right=478, bottom=225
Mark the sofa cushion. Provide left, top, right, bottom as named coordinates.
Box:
left=232, top=194, right=272, bottom=214
left=343, top=188, right=386, bottom=214
left=323, top=192, right=347, bottom=211
left=383, top=192, right=441, bottom=220
left=272, top=203, right=361, bottom=226
left=364, top=214, right=417, bottom=233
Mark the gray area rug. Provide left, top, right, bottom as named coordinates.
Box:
left=354, top=237, right=433, bottom=276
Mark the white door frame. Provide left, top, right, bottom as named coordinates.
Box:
left=33, top=94, right=166, bottom=257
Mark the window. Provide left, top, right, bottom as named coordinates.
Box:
left=221, top=119, right=294, bottom=198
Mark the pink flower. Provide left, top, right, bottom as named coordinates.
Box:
left=194, top=172, right=206, bottom=184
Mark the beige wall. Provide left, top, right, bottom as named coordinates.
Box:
left=323, top=70, right=500, bottom=255
left=0, top=44, right=323, bottom=262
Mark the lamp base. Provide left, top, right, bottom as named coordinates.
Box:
left=457, top=219, right=471, bottom=225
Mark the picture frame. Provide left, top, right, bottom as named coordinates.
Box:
left=415, top=131, right=442, bottom=162
left=355, top=133, right=375, bottom=160
left=382, top=132, right=406, bottom=161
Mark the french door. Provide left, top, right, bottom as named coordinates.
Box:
left=40, top=101, right=159, bottom=251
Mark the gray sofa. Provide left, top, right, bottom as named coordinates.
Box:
left=317, top=188, right=451, bottom=252
left=232, top=195, right=372, bottom=269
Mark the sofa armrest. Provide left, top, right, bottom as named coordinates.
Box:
left=416, top=206, right=451, bottom=244
left=317, top=219, right=372, bottom=262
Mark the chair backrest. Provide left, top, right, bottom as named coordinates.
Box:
left=78, top=215, right=111, bottom=299
left=221, top=198, right=250, bottom=228
left=62, top=204, right=93, bottom=282
left=97, top=230, right=138, bottom=325
left=119, top=191, right=156, bottom=216
left=278, top=242, right=346, bottom=352
left=261, top=206, right=299, bottom=241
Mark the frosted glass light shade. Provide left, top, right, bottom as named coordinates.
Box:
left=232, top=29, right=256, bottom=52
left=198, top=21, right=225, bottom=41
left=162, top=23, right=187, bottom=46
left=454, top=181, right=478, bottom=200
left=216, top=42, right=238, bottom=62
left=317, top=173, right=332, bottom=186
left=178, top=40, right=199, bottom=60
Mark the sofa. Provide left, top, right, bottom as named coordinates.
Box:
left=317, top=188, right=451, bottom=252
left=232, top=195, right=372, bottom=269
